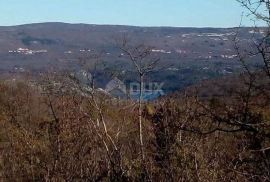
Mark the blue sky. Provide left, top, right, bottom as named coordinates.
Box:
left=0, top=0, right=262, bottom=27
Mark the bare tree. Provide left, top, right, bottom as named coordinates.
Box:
left=118, top=37, right=160, bottom=165
left=237, top=0, right=270, bottom=79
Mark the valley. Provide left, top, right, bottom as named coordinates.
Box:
left=0, top=23, right=265, bottom=93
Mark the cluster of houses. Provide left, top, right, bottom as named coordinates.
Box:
left=7, top=47, right=238, bottom=61
left=221, top=54, right=237, bottom=59
left=8, top=48, right=93, bottom=55
left=151, top=49, right=172, bottom=54
left=9, top=48, right=47, bottom=55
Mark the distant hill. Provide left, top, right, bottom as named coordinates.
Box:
left=0, top=22, right=265, bottom=92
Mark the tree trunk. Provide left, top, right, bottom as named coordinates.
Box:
left=139, top=74, right=145, bottom=161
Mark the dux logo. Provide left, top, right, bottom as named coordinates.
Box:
left=105, top=77, right=127, bottom=95
left=105, top=77, right=165, bottom=100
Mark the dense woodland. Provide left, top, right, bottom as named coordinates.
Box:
left=0, top=0, right=270, bottom=181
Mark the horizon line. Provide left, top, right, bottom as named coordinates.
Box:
left=0, top=21, right=262, bottom=29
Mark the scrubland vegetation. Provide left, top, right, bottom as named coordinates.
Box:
left=0, top=66, right=269, bottom=181
left=0, top=0, right=270, bottom=181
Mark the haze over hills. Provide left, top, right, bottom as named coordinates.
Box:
left=0, top=22, right=265, bottom=92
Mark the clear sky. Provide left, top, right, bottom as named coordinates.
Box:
left=0, top=0, right=263, bottom=27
